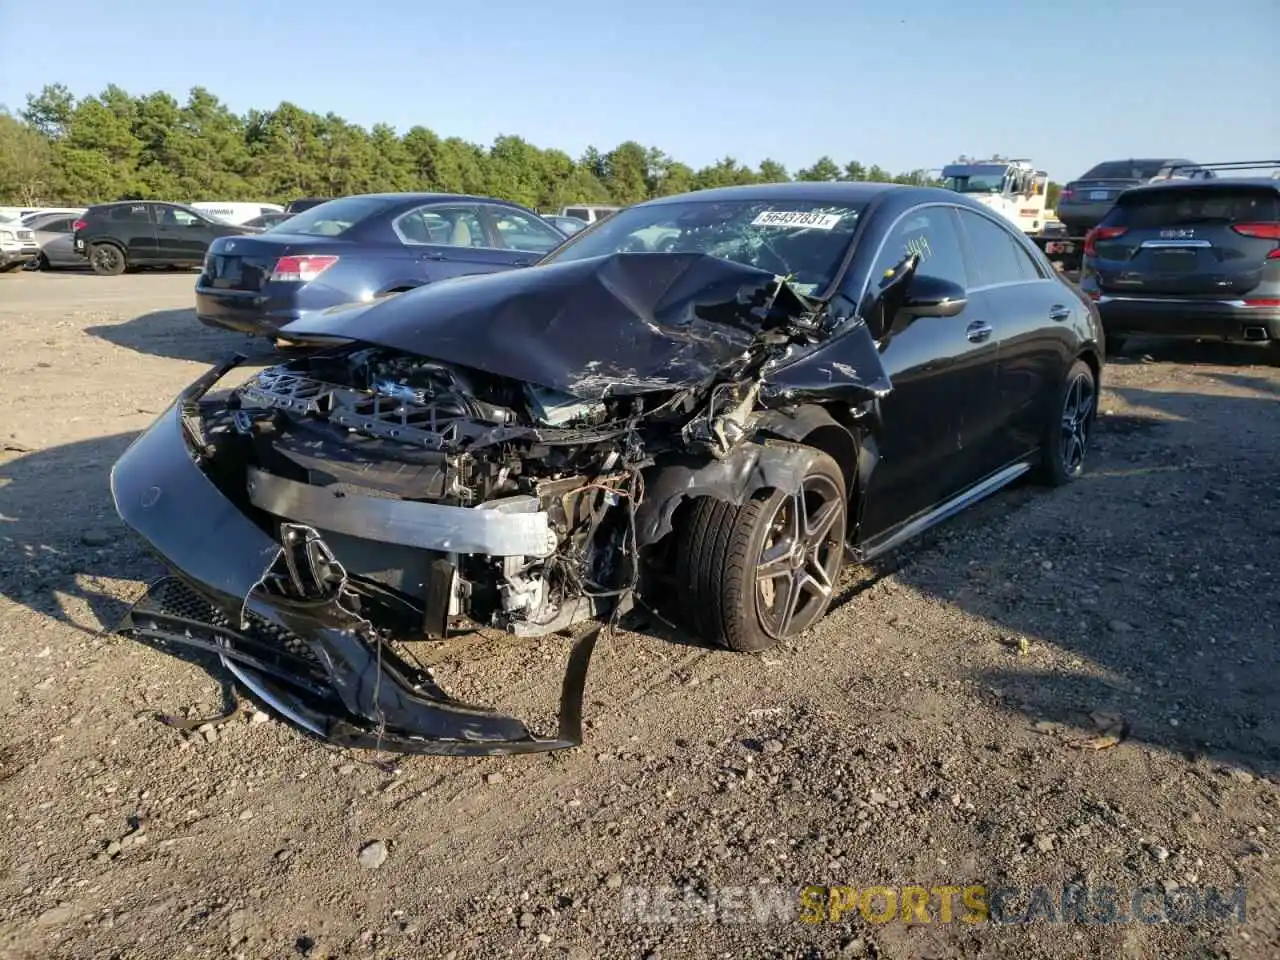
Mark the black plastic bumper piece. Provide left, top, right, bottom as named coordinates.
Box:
left=110, top=356, right=599, bottom=756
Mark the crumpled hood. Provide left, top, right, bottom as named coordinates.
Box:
left=280, top=252, right=816, bottom=400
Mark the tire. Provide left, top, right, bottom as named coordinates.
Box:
left=1104, top=334, right=1127, bottom=357
left=1038, top=358, right=1096, bottom=487
left=676, top=447, right=847, bottom=653
left=34, top=252, right=50, bottom=271
left=89, top=242, right=126, bottom=276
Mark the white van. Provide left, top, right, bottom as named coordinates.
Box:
left=558, top=204, right=621, bottom=225
left=0, top=207, right=43, bottom=221
left=190, top=201, right=285, bottom=225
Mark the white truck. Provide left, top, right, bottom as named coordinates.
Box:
left=940, top=157, right=1083, bottom=275
left=190, top=201, right=285, bottom=226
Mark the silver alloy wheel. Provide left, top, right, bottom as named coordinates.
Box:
left=755, top=473, right=846, bottom=640
left=1060, top=371, right=1094, bottom=477
left=93, top=245, right=122, bottom=273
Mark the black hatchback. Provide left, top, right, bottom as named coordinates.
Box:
left=73, top=201, right=256, bottom=275
left=1079, top=177, right=1280, bottom=354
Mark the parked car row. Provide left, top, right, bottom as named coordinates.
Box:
left=0, top=206, right=88, bottom=271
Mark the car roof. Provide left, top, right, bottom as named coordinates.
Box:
left=635, top=181, right=924, bottom=208
left=90, top=200, right=188, bottom=209
left=333, top=192, right=537, bottom=207
left=1120, top=177, right=1280, bottom=197
left=1089, top=157, right=1191, bottom=166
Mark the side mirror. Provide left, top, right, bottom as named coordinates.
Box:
left=889, top=274, right=967, bottom=335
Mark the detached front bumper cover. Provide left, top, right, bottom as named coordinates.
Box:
left=110, top=355, right=599, bottom=756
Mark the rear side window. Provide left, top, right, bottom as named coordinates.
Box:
left=563, top=208, right=590, bottom=221
left=1106, top=188, right=1280, bottom=228
left=959, top=211, right=1043, bottom=285
left=106, top=204, right=150, bottom=223
left=280, top=197, right=390, bottom=237
left=395, top=204, right=486, bottom=247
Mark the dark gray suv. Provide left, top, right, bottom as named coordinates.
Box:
left=1079, top=177, right=1280, bottom=353
left=1057, top=158, right=1203, bottom=235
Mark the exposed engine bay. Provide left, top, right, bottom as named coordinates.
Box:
left=220, top=347, right=655, bottom=637
left=208, top=304, right=825, bottom=639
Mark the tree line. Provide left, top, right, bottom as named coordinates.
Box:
left=0, top=83, right=958, bottom=211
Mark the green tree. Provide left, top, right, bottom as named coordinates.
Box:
left=0, top=81, right=957, bottom=215
left=0, top=112, right=52, bottom=202
left=651, top=160, right=695, bottom=197
left=22, top=83, right=75, bottom=139
left=602, top=141, right=650, bottom=205
left=487, top=135, right=550, bottom=208
left=758, top=159, right=789, bottom=183
left=796, top=156, right=841, bottom=181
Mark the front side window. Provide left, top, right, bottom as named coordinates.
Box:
left=487, top=208, right=564, bottom=253
left=542, top=198, right=865, bottom=296
left=157, top=206, right=203, bottom=227
left=867, top=206, right=968, bottom=295
left=958, top=210, right=1042, bottom=285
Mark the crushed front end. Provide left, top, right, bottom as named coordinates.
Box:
left=110, top=253, right=891, bottom=755
left=110, top=342, right=700, bottom=754
left=112, top=347, right=662, bottom=753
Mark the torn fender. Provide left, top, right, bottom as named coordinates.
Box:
left=635, top=441, right=825, bottom=547
left=762, top=319, right=893, bottom=406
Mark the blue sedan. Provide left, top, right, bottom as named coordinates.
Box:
left=195, top=193, right=569, bottom=338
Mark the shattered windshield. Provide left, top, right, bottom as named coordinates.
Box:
left=539, top=199, right=864, bottom=296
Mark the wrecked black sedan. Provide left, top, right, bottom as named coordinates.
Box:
left=111, top=183, right=1104, bottom=755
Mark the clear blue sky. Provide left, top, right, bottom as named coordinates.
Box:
left=1, top=0, right=1276, bottom=182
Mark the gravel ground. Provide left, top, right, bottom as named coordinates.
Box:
left=0, top=270, right=1276, bottom=960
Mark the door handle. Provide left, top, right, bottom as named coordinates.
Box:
left=418, top=252, right=447, bottom=262
left=965, top=321, right=994, bottom=343
left=1049, top=304, right=1071, bottom=322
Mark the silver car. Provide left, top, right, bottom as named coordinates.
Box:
left=22, top=211, right=86, bottom=270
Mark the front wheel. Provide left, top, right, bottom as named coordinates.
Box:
left=89, top=243, right=126, bottom=276
left=676, top=448, right=847, bottom=652
left=1038, top=359, right=1096, bottom=486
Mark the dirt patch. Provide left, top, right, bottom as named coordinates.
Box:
left=0, top=272, right=1276, bottom=959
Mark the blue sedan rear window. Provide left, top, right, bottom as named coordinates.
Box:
left=276, top=197, right=392, bottom=237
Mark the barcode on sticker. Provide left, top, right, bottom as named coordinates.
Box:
left=751, top=211, right=842, bottom=230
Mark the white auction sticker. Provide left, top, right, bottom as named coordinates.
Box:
left=751, top=210, right=843, bottom=230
